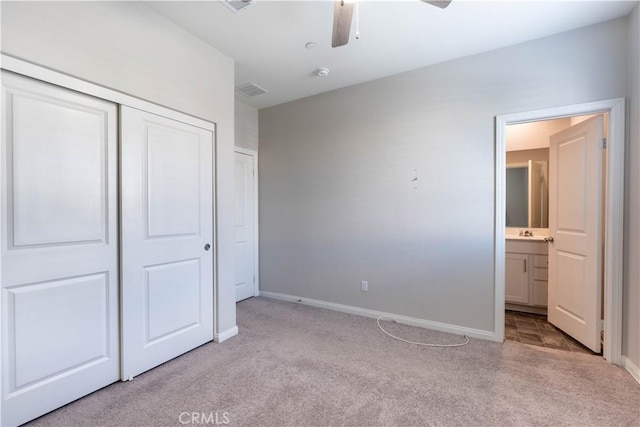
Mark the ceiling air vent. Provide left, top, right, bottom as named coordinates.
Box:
left=221, top=0, right=253, bottom=13
left=235, top=83, right=268, bottom=97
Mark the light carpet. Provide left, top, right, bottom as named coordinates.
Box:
left=28, top=297, right=640, bottom=426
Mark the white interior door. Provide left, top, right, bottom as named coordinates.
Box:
left=1, top=72, right=119, bottom=426
left=121, top=106, right=214, bottom=379
left=234, top=150, right=256, bottom=302
left=548, top=115, right=603, bottom=352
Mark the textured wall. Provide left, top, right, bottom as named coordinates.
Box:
left=259, top=18, right=629, bottom=334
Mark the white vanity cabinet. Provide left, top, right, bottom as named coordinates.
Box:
left=505, top=239, right=549, bottom=312
left=505, top=253, right=529, bottom=304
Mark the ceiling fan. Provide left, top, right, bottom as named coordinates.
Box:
left=332, top=0, right=452, bottom=48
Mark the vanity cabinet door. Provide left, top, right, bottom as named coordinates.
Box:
left=505, top=253, right=530, bottom=304
left=533, top=281, right=548, bottom=306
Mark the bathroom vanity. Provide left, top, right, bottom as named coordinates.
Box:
left=505, top=235, right=549, bottom=314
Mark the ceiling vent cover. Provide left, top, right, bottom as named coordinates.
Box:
left=235, top=83, right=268, bottom=97
left=222, top=0, right=253, bottom=13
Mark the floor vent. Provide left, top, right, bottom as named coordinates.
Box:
left=221, top=0, right=253, bottom=13
left=235, top=83, right=268, bottom=97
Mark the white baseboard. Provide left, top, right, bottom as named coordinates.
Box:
left=260, top=291, right=497, bottom=342
left=214, top=325, right=238, bottom=343
left=623, top=356, right=640, bottom=385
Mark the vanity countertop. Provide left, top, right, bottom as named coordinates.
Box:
left=506, top=235, right=548, bottom=241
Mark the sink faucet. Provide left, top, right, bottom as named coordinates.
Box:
left=519, top=230, right=534, bottom=237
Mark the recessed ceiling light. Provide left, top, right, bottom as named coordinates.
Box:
left=305, top=42, right=317, bottom=50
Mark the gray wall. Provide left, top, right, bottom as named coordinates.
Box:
left=0, top=1, right=238, bottom=334
left=506, top=148, right=549, bottom=164
left=623, top=3, right=639, bottom=369
left=259, top=17, right=630, bottom=334
left=235, top=100, right=259, bottom=151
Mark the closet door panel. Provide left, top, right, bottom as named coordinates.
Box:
left=1, top=72, right=119, bottom=427
left=120, top=106, right=214, bottom=380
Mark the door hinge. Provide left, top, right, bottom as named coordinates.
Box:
left=602, top=138, right=607, bottom=149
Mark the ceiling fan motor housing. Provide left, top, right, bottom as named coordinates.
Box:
left=316, top=68, right=330, bottom=77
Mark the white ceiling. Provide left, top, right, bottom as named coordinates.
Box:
left=144, top=0, right=637, bottom=109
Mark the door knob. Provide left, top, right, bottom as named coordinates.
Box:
left=204, top=243, right=211, bottom=251
left=544, top=236, right=554, bottom=243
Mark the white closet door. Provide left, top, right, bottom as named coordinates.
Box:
left=234, top=151, right=256, bottom=302
left=120, top=106, right=214, bottom=380
left=1, top=72, right=119, bottom=426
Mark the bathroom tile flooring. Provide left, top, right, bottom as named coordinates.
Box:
left=505, top=310, right=598, bottom=355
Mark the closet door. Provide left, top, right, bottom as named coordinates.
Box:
left=120, top=106, right=214, bottom=380
left=1, top=72, right=119, bottom=426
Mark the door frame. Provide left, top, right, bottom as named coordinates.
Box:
left=234, top=147, right=260, bottom=298
left=495, top=98, right=625, bottom=364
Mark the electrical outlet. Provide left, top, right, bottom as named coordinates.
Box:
left=361, top=280, right=368, bottom=292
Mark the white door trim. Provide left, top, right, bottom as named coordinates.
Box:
left=234, top=147, right=259, bottom=298
left=495, top=98, right=625, bottom=364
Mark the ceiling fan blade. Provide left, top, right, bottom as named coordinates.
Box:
left=332, top=0, right=355, bottom=48
left=421, top=0, right=453, bottom=9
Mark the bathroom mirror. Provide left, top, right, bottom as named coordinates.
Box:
left=506, top=160, right=548, bottom=228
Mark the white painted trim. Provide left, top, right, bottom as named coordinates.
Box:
left=495, top=98, right=626, bottom=365
left=0, top=58, right=4, bottom=427
left=214, top=326, right=239, bottom=343
left=234, top=147, right=259, bottom=298
left=234, top=147, right=257, bottom=156
left=260, top=291, right=497, bottom=342
left=623, top=357, right=640, bottom=385
left=603, top=99, right=625, bottom=365
left=495, top=116, right=507, bottom=346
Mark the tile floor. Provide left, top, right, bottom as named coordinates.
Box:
left=505, top=310, right=598, bottom=355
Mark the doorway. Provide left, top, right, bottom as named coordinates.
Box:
left=494, top=99, right=625, bottom=364
left=234, top=148, right=259, bottom=302
left=504, top=114, right=606, bottom=354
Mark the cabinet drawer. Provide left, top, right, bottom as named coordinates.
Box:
left=505, top=240, right=548, bottom=255
left=533, top=267, right=548, bottom=281
left=533, top=280, right=548, bottom=306
left=534, top=255, right=548, bottom=268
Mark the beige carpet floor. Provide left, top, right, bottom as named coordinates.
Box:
left=28, top=297, right=640, bottom=427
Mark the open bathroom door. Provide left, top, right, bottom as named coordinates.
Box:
left=547, top=115, right=603, bottom=353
